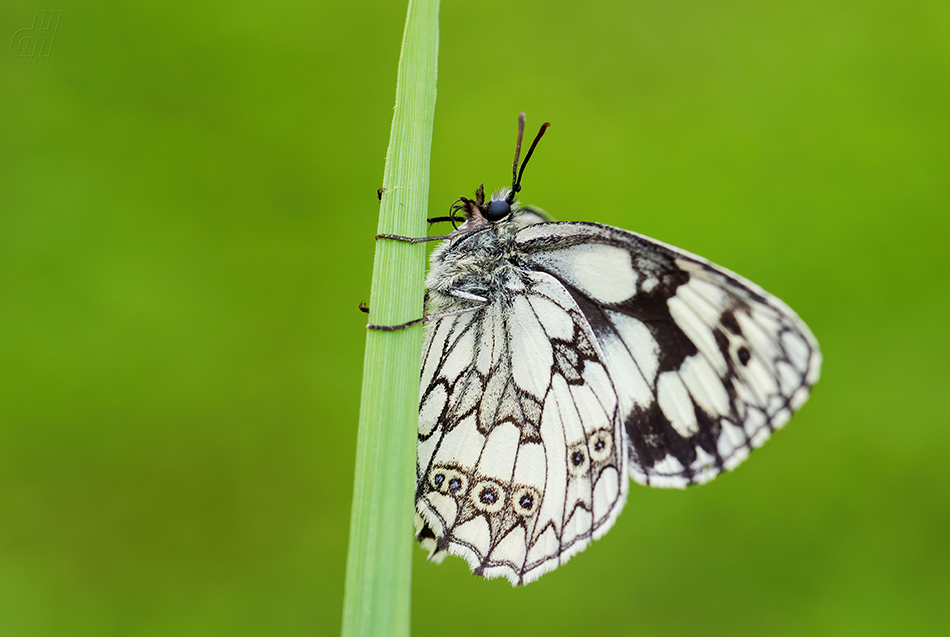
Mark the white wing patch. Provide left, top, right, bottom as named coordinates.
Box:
left=527, top=244, right=639, bottom=304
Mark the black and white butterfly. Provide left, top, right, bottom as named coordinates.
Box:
left=371, top=114, right=821, bottom=585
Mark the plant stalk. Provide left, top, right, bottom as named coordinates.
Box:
left=341, top=0, right=439, bottom=635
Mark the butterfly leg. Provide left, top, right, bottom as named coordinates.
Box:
left=365, top=317, right=426, bottom=331
left=375, top=233, right=452, bottom=243
left=366, top=293, right=488, bottom=331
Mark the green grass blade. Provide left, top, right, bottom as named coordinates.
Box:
left=341, top=0, right=439, bottom=635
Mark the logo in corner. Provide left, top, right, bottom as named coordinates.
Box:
left=11, top=10, right=62, bottom=65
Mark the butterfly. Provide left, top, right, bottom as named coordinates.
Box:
left=369, top=114, right=821, bottom=585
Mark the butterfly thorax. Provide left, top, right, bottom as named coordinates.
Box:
left=425, top=213, right=530, bottom=309
left=425, top=185, right=546, bottom=309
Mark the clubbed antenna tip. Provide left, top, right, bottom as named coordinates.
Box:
left=507, top=113, right=551, bottom=204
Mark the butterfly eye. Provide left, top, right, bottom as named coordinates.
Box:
left=485, top=199, right=511, bottom=221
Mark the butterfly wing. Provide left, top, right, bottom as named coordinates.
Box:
left=415, top=270, right=628, bottom=585
left=516, top=221, right=821, bottom=488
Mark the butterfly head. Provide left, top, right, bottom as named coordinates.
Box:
left=448, top=114, right=550, bottom=232
left=451, top=184, right=514, bottom=225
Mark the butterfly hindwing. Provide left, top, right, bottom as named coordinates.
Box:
left=415, top=269, right=628, bottom=585
left=517, top=221, right=822, bottom=488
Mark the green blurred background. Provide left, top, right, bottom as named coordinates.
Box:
left=2, top=1, right=949, bottom=635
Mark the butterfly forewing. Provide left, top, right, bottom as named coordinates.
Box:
left=516, top=222, right=821, bottom=488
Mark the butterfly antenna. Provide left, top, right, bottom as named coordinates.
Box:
left=506, top=115, right=551, bottom=204
left=509, top=113, right=526, bottom=200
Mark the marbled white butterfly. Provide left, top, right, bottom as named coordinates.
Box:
left=369, top=114, right=821, bottom=585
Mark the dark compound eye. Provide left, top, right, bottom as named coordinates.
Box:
left=485, top=199, right=511, bottom=221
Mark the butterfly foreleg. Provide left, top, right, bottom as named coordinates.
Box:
left=366, top=290, right=488, bottom=331
left=375, top=233, right=453, bottom=243
left=365, top=316, right=426, bottom=331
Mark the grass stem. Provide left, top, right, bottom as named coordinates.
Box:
left=341, top=0, right=439, bottom=635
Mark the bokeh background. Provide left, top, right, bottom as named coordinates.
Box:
left=2, top=1, right=949, bottom=635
